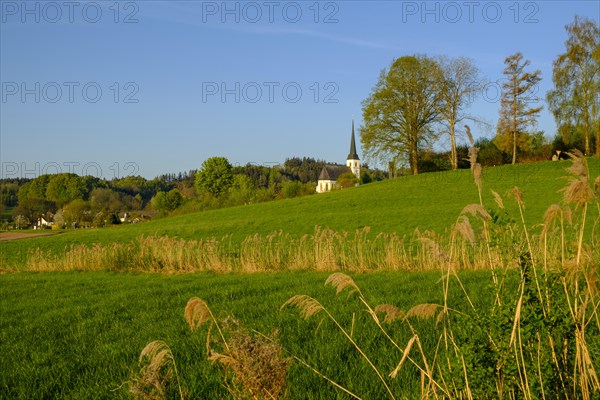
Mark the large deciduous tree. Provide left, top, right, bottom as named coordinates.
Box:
left=194, top=157, right=234, bottom=197
left=547, top=16, right=600, bottom=155
left=361, top=55, right=443, bottom=175
left=17, top=175, right=51, bottom=203
left=436, top=56, right=482, bottom=170
left=45, top=173, right=88, bottom=206
left=12, top=198, right=56, bottom=223
left=62, top=199, right=91, bottom=227
left=151, top=189, right=184, bottom=212
left=494, top=52, right=543, bottom=164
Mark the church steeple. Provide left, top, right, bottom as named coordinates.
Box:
left=346, top=120, right=360, bottom=179
left=347, top=120, right=359, bottom=161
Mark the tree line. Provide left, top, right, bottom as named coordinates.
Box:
left=0, top=157, right=386, bottom=229
left=361, top=16, right=599, bottom=174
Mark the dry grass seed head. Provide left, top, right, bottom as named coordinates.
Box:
left=491, top=190, right=505, bottom=209
left=208, top=352, right=237, bottom=368
left=211, top=330, right=291, bottom=400
left=473, top=163, right=483, bottom=188
left=562, top=177, right=595, bottom=208
left=405, top=303, right=441, bottom=320
left=325, top=272, right=360, bottom=296
left=436, top=309, right=447, bottom=325
left=563, top=205, right=573, bottom=226
left=374, top=304, right=405, bottom=324
left=139, top=341, right=174, bottom=368
left=184, top=297, right=212, bottom=331
left=453, top=215, right=475, bottom=244
left=468, top=147, right=479, bottom=168
left=418, top=237, right=450, bottom=262
left=281, top=295, right=324, bottom=319
left=389, top=335, right=417, bottom=379
left=464, top=125, right=475, bottom=146
left=562, top=259, right=580, bottom=283
left=542, top=204, right=562, bottom=236
left=594, top=176, right=600, bottom=193
left=460, top=204, right=491, bottom=222
left=566, top=151, right=587, bottom=177
left=130, top=341, right=176, bottom=400
left=510, top=187, right=524, bottom=207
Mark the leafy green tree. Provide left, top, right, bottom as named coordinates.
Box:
left=53, top=209, right=65, bottom=227
left=476, top=138, right=506, bottom=167
left=494, top=52, right=543, bottom=164
left=547, top=16, right=600, bottom=155
left=195, top=157, right=234, bottom=197
left=360, top=171, right=372, bottom=184
left=336, top=172, right=359, bottom=189
left=17, top=175, right=51, bottom=203
left=12, top=198, right=56, bottom=222
left=111, top=176, right=147, bottom=194
left=552, top=124, right=589, bottom=154
left=151, top=189, right=184, bottom=212
left=13, top=214, right=29, bottom=229
left=280, top=181, right=303, bottom=198
left=45, top=174, right=89, bottom=206
left=90, top=188, right=124, bottom=213
left=283, top=157, right=327, bottom=183
left=361, top=55, right=443, bottom=175
left=110, top=176, right=166, bottom=204
left=0, top=183, right=19, bottom=207
left=62, top=199, right=91, bottom=227
left=91, top=211, right=106, bottom=228
left=228, top=174, right=256, bottom=205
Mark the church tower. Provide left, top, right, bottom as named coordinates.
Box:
left=346, top=120, right=360, bottom=179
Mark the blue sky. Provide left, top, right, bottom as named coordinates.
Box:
left=1, top=0, right=599, bottom=179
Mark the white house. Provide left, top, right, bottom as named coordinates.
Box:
left=316, top=121, right=361, bottom=193
left=34, top=214, right=54, bottom=229
left=119, top=212, right=130, bottom=223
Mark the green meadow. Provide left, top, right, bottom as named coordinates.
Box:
left=1, top=157, right=599, bottom=399
left=0, top=270, right=501, bottom=399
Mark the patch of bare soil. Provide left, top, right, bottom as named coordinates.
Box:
left=0, top=232, right=59, bottom=241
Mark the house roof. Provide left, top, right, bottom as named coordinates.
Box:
left=347, top=120, right=359, bottom=161
left=318, top=165, right=352, bottom=181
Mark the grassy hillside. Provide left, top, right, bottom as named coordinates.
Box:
left=1, top=157, right=598, bottom=399
left=2, top=158, right=598, bottom=268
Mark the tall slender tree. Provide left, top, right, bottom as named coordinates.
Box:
left=547, top=16, right=600, bottom=155
left=361, top=55, right=443, bottom=175
left=495, top=52, right=543, bottom=164
left=436, top=56, right=482, bottom=170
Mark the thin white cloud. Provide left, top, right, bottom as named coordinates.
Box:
left=231, top=25, right=397, bottom=50
left=139, top=2, right=400, bottom=51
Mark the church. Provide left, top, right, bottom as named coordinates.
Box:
left=316, top=121, right=361, bottom=193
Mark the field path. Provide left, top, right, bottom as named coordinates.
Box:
left=0, top=231, right=60, bottom=241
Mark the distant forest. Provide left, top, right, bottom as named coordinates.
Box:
left=0, top=156, right=387, bottom=229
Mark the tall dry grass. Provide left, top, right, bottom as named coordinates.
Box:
left=25, top=223, right=557, bottom=273
left=131, top=298, right=290, bottom=400
left=126, top=146, right=599, bottom=398
left=281, top=142, right=600, bottom=399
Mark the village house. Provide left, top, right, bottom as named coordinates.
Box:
left=33, top=213, right=54, bottom=230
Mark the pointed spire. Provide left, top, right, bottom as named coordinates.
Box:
left=347, top=120, right=359, bottom=160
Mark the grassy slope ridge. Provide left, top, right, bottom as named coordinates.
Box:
left=1, top=158, right=598, bottom=267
